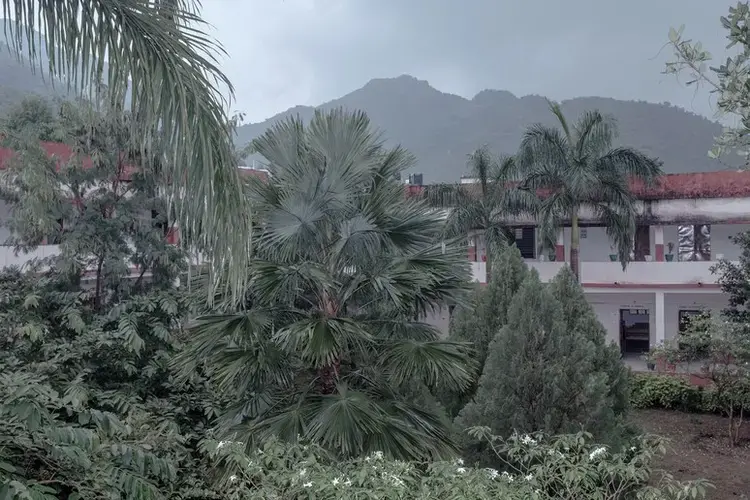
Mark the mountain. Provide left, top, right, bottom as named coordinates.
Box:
left=236, top=75, right=733, bottom=182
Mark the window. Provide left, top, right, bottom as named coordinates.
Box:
left=580, top=228, right=587, bottom=239
left=678, top=309, right=708, bottom=333
left=676, top=224, right=711, bottom=261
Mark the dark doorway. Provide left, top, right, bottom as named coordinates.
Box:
left=620, top=308, right=650, bottom=354
left=633, top=226, right=651, bottom=261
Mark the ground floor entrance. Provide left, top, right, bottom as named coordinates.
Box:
left=620, top=308, right=650, bottom=354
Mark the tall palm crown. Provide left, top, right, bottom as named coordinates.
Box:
left=516, top=102, right=663, bottom=280
left=3, top=0, right=250, bottom=300
left=426, top=146, right=534, bottom=280
left=177, top=109, right=475, bottom=460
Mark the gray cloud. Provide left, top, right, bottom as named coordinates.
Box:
left=202, top=0, right=734, bottom=122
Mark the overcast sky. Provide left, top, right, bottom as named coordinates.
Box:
left=201, top=0, right=733, bottom=123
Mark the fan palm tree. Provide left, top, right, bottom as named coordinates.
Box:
left=516, top=101, right=663, bottom=280
left=175, top=109, right=476, bottom=460
left=426, top=146, right=535, bottom=282
left=2, top=0, right=250, bottom=300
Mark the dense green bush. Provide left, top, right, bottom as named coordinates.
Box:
left=629, top=374, right=750, bottom=414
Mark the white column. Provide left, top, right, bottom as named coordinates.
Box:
left=654, top=291, right=666, bottom=346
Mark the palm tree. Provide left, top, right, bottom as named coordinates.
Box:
left=516, top=101, right=663, bottom=280
left=176, top=109, right=476, bottom=460
left=2, top=0, right=250, bottom=300
left=426, top=146, right=535, bottom=281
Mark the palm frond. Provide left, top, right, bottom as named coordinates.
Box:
left=2, top=0, right=251, bottom=303
left=466, top=145, right=495, bottom=196
left=594, top=202, right=636, bottom=269
left=595, top=147, right=664, bottom=186
left=381, top=339, right=475, bottom=392
left=573, top=109, right=616, bottom=161
left=546, top=99, right=573, bottom=142
left=517, top=124, right=570, bottom=177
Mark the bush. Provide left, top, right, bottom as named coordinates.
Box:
left=629, top=374, right=750, bottom=414
left=203, top=431, right=709, bottom=500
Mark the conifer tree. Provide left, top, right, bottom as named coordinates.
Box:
left=456, top=269, right=614, bottom=464
left=442, top=243, right=528, bottom=416
left=549, top=266, right=630, bottom=419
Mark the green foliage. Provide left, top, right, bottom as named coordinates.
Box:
left=196, top=431, right=709, bottom=500
left=665, top=2, right=750, bottom=163
left=178, top=109, right=475, bottom=462
left=549, top=267, right=630, bottom=420
left=456, top=269, right=628, bottom=465
left=629, top=375, right=705, bottom=411
left=0, top=99, right=226, bottom=498
left=441, top=243, right=528, bottom=416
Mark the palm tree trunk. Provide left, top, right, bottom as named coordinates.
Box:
left=570, top=210, right=581, bottom=281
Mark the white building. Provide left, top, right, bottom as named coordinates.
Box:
left=423, top=171, right=750, bottom=356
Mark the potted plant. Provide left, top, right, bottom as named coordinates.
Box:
left=609, top=244, right=618, bottom=262
left=665, top=241, right=675, bottom=261
left=642, top=351, right=656, bottom=371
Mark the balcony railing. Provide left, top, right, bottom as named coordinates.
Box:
left=471, top=260, right=725, bottom=286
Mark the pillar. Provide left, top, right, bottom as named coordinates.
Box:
left=555, top=230, right=565, bottom=262
left=654, top=226, right=665, bottom=262
left=654, top=291, right=666, bottom=347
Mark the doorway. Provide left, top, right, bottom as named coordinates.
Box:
left=620, top=308, right=650, bottom=354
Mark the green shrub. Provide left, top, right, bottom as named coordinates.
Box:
left=630, top=375, right=702, bottom=410
left=629, top=374, right=750, bottom=414
left=204, top=432, right=710, bottom=500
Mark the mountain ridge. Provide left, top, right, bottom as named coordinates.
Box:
left=236, top=75, right=730, bottom=182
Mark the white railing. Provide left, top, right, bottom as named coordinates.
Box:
left=471, top=260, right=726, bottom=286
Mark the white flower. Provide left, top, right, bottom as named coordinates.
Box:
left=332, top=478, right=340, bottom=486
left=456, top=467, right=466, bottom=474
left=303, top=482, right=312, bottom=488
left=485, top=468, right=499, bottom=479
left=373, top=451, right=384, bottom=460
left=344, top=479, right=352, bottom=486
left=630, top=446, right=637, bottom=452
left=521, top=434, right=537, bottom=445
left=501, top=471, right=514, bottom=482
left=364, top=456, right=371, bottom=462
left=299, top=468, right=307, bottom=477
left=229, top=475, right=237, bottom=483
left=589, top=446, right=607, bottom=461
left=217, top=441, right=228, bottom=449
left=525, top=474, right=534, bottom=482
left=454, top=458, right=464, bottom=466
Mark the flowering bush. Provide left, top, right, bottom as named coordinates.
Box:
left=203, top=432, right=710, bottom=500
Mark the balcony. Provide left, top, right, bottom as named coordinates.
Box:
left=471, top=260, right=725, bottom=287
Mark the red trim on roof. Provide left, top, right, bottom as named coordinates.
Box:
left=478, top=281, right=720, bottom=289
left=414, top=171, right=750, bottom=201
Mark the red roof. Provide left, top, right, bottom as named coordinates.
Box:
left=412, top=171, right=750, bottom=201
left=0, top=142, right=138, bottom=180
left=238, top=167, right=269, bottom=182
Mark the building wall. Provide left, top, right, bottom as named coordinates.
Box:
left=586, top=291, right=728, bottom=349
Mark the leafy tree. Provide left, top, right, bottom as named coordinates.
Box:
left=516, top=102, right=663, bottom=280
left=0, top=100, right=228, bottom=497
left=425, top=145, right=535, bottom=281
left=713, top=231, right=750, bottom=327
left=442, top=242, right=528, bottom=417
left=664, top=2, right=750, bottom=166
left=1, top=95, right=62, bottom=142
left=177, top=109, right=476, bottom=461
left=3, top=0, right=252, bottom=300
left=456, top=270, right=618, bottom=464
